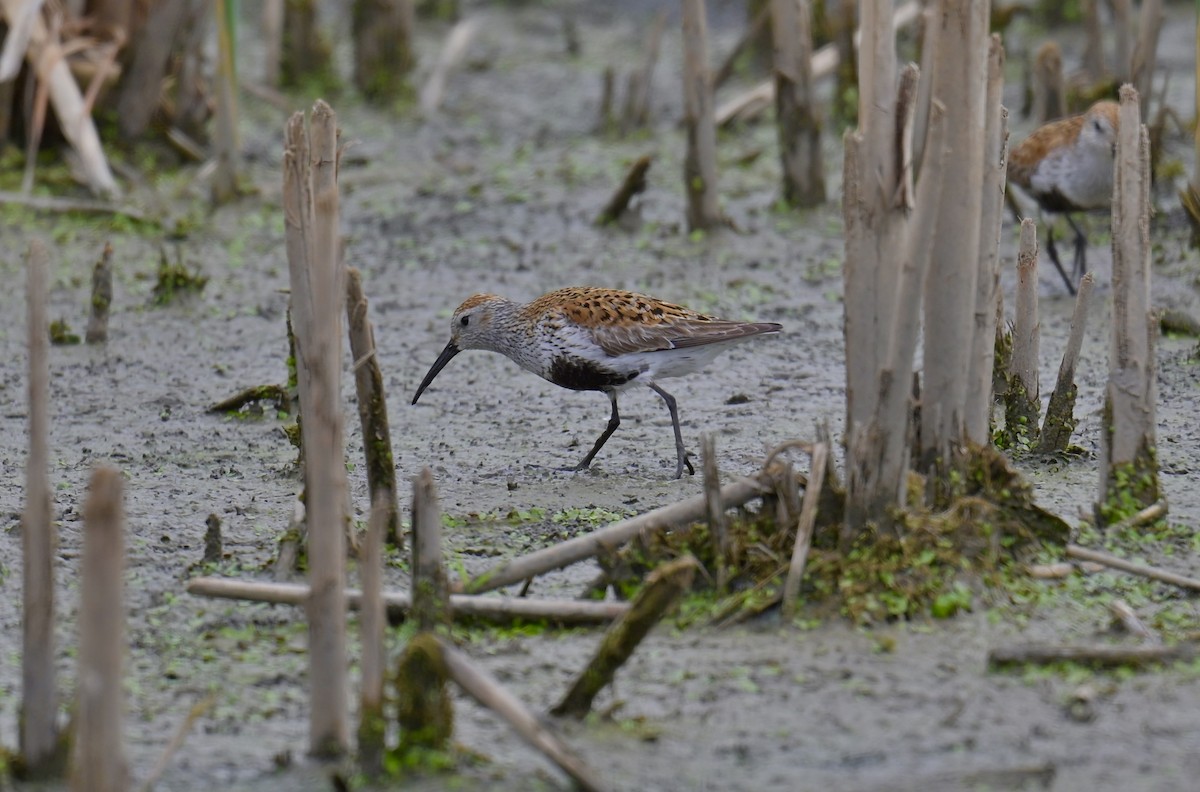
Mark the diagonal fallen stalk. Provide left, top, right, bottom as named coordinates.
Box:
left=437, top=637, right=607, bottom=792
left=462, top=474, right=769, bottom=595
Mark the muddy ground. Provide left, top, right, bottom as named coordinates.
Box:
left=2, top=2, right=1200, bottom=790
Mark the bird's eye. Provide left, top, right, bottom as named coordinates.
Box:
left=460, top=316, right=470, bottom=327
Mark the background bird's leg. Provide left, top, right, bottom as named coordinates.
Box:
left=1065, top=213, right=1088, bottom=282
left=573, top=392, right=620, bottom=471
left=1044, top=221, right=1077, bottom=296
left=648, top=382, right=695, bottom=479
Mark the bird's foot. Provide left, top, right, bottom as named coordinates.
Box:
left=674, top=455, right=696, bottom=479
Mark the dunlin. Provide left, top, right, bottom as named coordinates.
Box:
left=1008, top=99, right=1119, bottom=295
left=411, top=287, right=782, bottom=478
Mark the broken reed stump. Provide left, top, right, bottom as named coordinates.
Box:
left=203, top=513, right=222, bottom=564
left=700, top=434, right=729, bottom=591
left=781, top=441, right=827, bottom=622
left=714, top=1, right=921, bottom=130
left=262, top=0, right=284, bottom=86
left=1130, top=0, right=1163, bottom=118
left=965, top=37, right=1009, bottom=442
left=352, top=0, right=416, bottom=103
left=22, top=239, right=60, bottom=777
left=359, top=497, right=387, bottom=777
left=1081, top=0, right=1104, bottom=79
left=395, top=632, right=453, bottom=752
left=620, top=9, right=668, bottom=133
left=438, top=637, right=607, bottom=792
left=187, top=576, right=629, bottom=624
left=85, top=242, right=113, bottom=344
left=211, top=0, right=241, bottom=205
left=842, top=54, right=947, bottom=533
left=919, top=0, right=990, bottom=470
left=1112, top=0, right=1133, bottom=83
left=281, top=0, right=336, bottom=91
left=552, top=557, right=698, bottom=720
left=595, top=155, right=652, bottom=226
left=596, top=67, right=616, bottom=132
left=274, top=493, right=306, bottom=581
left=346, top=267, right=401, bottom=548
left=284, top=101, right=350, bottom=758
left=771, top=0, right=825, bottom=208
left=420, top=16, right=480, bottom=116
left=463, top=475, right=767, bottom=595
left=680, top=0, right=724, bottom=231
left=714, top=4, right=768, bottom=90
left=412, top=467, right=450, bottom=629
left=829, top=0, right=858, bottom=127
left=71, top=467, right=128, bottom=792
left=988, top=642, right=1196, bottom=669
left=1004, top=218, right=1041, bottom=447
left=114, top=0, right=194, bottom=140
left=1031, top=41, right=1065, bottom=124
left=1099, top=86, right=1159, bottom=524
left=1037, top=273, right=1095, bottom=453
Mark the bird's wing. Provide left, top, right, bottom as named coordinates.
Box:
left=590, top=318, right=782, bottom=356
left=1008, top=114, right=1083, bottom=191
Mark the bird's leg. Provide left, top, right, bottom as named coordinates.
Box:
left=573, top=392, right=620, bottom=471
left=1044, top=221, right=1077, bottom=296
left=648, top=382, right=695, bottom=479
left=1064, top=213, right=1088, bottom=283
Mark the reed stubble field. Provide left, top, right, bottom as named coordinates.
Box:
left=1, top=2, right=1200, bottom=790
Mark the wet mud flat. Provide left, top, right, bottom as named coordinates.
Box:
left=0, top=2, right=1199, bottom=790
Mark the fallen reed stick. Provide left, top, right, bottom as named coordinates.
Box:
left=186, top=577, right=629, bottom=624
left=1102, top=500, right=1167, bottom=537
left=1108, top=599, right=1159, bottom=642
left=1064, top=544, right=1200, bottom=592
left=988, top=642, right=1195, bottom=669
left=462, top=475, right=768, bottom=595
left=437, top=637, right=607, bottom=792
left=0, top=191, right=146, bottom=220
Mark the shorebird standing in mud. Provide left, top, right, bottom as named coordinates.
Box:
left=1008, top=100, right=1120, bottom=295
left=411, top=287, right=782, bottom=478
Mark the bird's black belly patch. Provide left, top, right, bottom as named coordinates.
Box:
left=549, top=357, right=638, bottom=391
left=1035, top=188, right=1081, bottom=213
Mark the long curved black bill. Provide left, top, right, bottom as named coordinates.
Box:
left=412, top=341, right=460, bottom=404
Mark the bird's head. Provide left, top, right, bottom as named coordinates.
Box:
left=1080, top=100, right=1119, bottom=154
left=446, top=293, right=504, bottom=352
left=412, top=294, right=506, bottom=404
